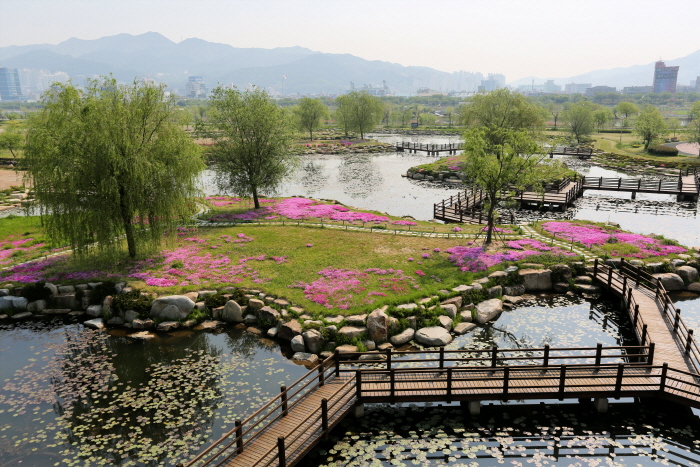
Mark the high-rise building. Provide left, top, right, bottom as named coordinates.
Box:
left=185, top=76, right=207, bottom=98
left=696, top=77, right=700, bottom=92
left=479, top=73, right=505, bottom=92
left=652, top=60, right=679, bottom=93
left=0, top=68, right=23, bottom=101
left=564, top=83, right=591, bottom=94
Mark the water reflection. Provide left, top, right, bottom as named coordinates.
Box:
left=336, top=155, right=384, bottom=199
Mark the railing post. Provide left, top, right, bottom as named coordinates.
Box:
left=278, top=437, right=286, bottom=467
left=390, top=368, right=396, bottom=401
left=647, top=342, right=655, bottom=365
left=355, top=371, right=362, bottom=400
left=685, top=330, right=694, bottom=354
left=439, top=347, right=445, bottom=369
left=594, top=343, right=603, bottom=366
left=334, top=350, right=340, bottom=376
left=594, top=258, right=598, bottom=277
left=491, top=345, right=498, bottom=368
left=633, top=305, right=640, bottom=327
left=386, top=348, right=392, bottom=370
left=641, top=324, right=648, bottom=346
left=614, top=364, right=624, bottom=398
left=543, top=344, right=550, bottom=367
left=674, top=308, right=681, bottom=332
left=280, top=386, right=288, bottom=416
left=659, top=363, right=668, bottom=393
left=318, top=362, right=325, bottom=386
left=235, top=420, right=244, bottom=453
left=503, top=366, right=509, bottom=402
left=321, top=398, right=328, bottom=438
left=558, top=365, right=566, bottom=400
left=446, top=368, right=453, bottom=403
left=607, top=267, right=613, bottom=287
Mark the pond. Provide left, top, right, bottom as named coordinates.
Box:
left=2, top=293, right=699, bottom=466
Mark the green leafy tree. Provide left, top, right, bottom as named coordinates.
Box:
left=336, top=91, right=383, bottom=139
left=459, top=88, right=544, bottom=150
left=199, top=86, right=295, bottom=209
left=635, top=106, right=668, bottom=150
left=293, top=97, right=329, bottom=141
left=667, top=118, right=680, bottom=138
left=0, top=121, right=24, bottom=158
left=462, top=128, right=568, bottom=246
left=615, top=102, right=639, bottom=127
left=445, top=107, right=456, bottom=128
left=562, top=101, right=595, bottom=144
left=688, top=102, right=700, bottom=156
left=398, top=106, right=413, bottom=127
left=334, top=95, right=353, bottom=137
left=593, top=108, right=613, bottom=132
left=548, top=103, right=563, bottom=129
left=24, top=78, right=204, bottom=258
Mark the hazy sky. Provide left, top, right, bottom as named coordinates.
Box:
left=1, top=0, right=698, bottom=82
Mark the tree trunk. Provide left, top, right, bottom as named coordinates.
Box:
left=119, top=187, right=137, bottom=258
left=309, top=129, right=313, bottom=141
left=252, top=185, right=260, bottom=209
left=483, top=195, right=497, bottom=247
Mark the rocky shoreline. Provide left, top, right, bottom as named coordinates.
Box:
left=2, top=259, right=697, bottom=366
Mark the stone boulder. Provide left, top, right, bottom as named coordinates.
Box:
left=366, top=309, right=389, bottom=343
left=488, top=285, right=502, bottom=298
left=440, top=303, right=458, bottom=318
left=551, top=264, right=573, bottom=282
left=553, top=282, right=569, bottom=294
left=124, top=310, right=139, bottom=323
left=518, top=269, right=552, bottom=292
left=302, top=329, right=324, bottom=354
left=688, top=282, right=700, bottom=294
left=454, top=322, right=477, bottom=335
left=86, top=304, right=103, bottom=318
left=652, top=273, right=685, bottom=291
left=390, top=328, right=415, bottom=346
left=151, top=296, right=194, bottom=320
left=574, top=284, right=603, bottom=294
left=258, top=306, right=280, bottom=324
left=107, top=316, right=125, bottom=326
left=474, top=299, right=503, bottom=324
left=292, top=352, right=319, bottom=366
left=438, top=315, right=453, bottom=331
left=157, top=321, right=180, bottom=332
left=277, top=320, right=302, bottom=341
left=129, top=331, right=155, bottom=340
left=52, top=293, right=77, bottom=310
left=291, top=335, right=306, bottom=352
left=440, top=296, right=463, bottom=309
left=132, top=319, right=154, bottom=330
left=415, top=327, right=452, bottom=347
left=451, top=284, right=472, bottom=293
left=83, top=318, right=105, bottom=330
left=345, top=314, right=367, bottom=325
left=221, top=300, right=243, bottom=322
left=675, top=266, right=699, bottom=285
left=247, top=298, right=265, bottom=311
left=338, top=326, right=366, bottom=340
left=503, top=284, right=526, bottom=296
left=11, top=312, right=32, bottom=320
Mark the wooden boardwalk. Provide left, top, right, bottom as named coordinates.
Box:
left=185, top=260, right=700, bottom=467
left=549, top=146, right=594, bottom=159
left=396, top=142, right=461, bottom=155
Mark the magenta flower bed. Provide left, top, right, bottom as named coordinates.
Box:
left=0, top=255, right=113, bottom=283
left=207, top=197, right=402, bottom=224
left=541, top=222, right=686, bottom=258
left=289, top=267, right=417, bottom=310
left=446, top=239, right=576, bottom=273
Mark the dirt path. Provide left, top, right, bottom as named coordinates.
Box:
left=0, top=169, right=26, bottom=190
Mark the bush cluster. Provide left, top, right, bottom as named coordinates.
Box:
left=113, top=289, right=153, bottom=316
left=20, top=282, right=52, bottom=302
left=648, top=145, right=679, bottom=157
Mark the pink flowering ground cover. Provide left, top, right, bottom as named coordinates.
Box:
left=541, top=222, right=687, bottom=258
left=205, top=197, right=418, bottom=225
left=446, top=239, right=576, bottom=273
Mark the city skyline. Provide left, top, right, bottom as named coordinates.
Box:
left=1, top=0, right=698, bottom=82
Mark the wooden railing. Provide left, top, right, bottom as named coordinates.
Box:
left=549, top=146, right=593, bottom=157
left=515, top=177, right=583, bottom=206
left=594, top=259, right=700, bottom=374
left=581, top=176, right=683, bottom=193
left=182, top=356, right=340, bottom=467
left=396, top=142, right=462, bottom=154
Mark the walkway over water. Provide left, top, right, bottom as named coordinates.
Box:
left=395, top=142, right=461, bottom=155
left=184, top=261, right=700, bottom=467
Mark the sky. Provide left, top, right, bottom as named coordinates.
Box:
left=1, top=0, right=699, bottom=82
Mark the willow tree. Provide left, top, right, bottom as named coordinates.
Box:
left=293, top=97, right=329, bottom=140
left=462, top=128, right=568, bottom=246
left=24, top=78, right=204, bottom=258
left=199, top=86, right=295, bottom=209
left=336, top=91, right=383, bottom=139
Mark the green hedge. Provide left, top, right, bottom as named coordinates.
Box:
left=599, top=129, right=632, bottom=134
left=648, top=145, right=679, bottom=157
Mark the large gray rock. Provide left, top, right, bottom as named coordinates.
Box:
left=390, top=328, right=415, bottom=346
left=438, top=315, right=453, bottom=331
left=366, top=309, right=389, bottom=343
left=151, top=296, right=194, bottom=320
left=474, top=299, right=503, bottom=324
left=551, top=264, right=573, bottom=282
left=487, top=285, right=502, bottom=298
left=291, top=335, right=306, bottom=353
left=221, top=300, right=243, bottom=322
left=338, top=326, right=366, bottom=340
left=553, top=282, right=569, bottom=294
left=574, top=284, right=603, bottom=294
left=107, top=316, right=125, bottom=326
left=688, top=282, right=700, bottom=293
left=9, top=296, right=28, bottom=311
left=247, top=298, right=264, bottom=310
left=124, top=310, right=139, bottom=323
left=277, top=320, right=302, bottom=341
left=128, top=331, right=156, bottom=340
left=503, top=284, right=526, bottom=296
left=11, top=311, right=32, bottom=320
left=58, top=285, right=75, bottom=294
left=27, top=299, right=47, bottom=313
left=51, top=293, right=77, bottom=310
left=302, top=329, right=324, bottom=354
left=440, top=303, right=458, bottom=318
left=345, top=314, right=367, bottom=325
left=441, top=296, right=463, bottom=309
left=451, top=284, right=472, bottom=293
left=132, top=319, right=154, bottom=330
left=83, top=318, right=105, bottom=330
left=157, top=321, right=180, bottom=332
left=415, top=327, right=452, bottom=347
left=86, top=304, right=103, bottom=318
left=653, top=273, right=685, bottom=291
left=0, top=297, right=13, bottom=311
left=258, top=306, right=280, bottom=324
left=454, top=322, right=477, bottom=335
left=676, top=266, right=699, bottom=285
left=292, top=352, right=319, bottom=365
left=518, top=269, right=552, bottom=292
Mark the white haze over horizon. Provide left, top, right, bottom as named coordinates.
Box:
left=0, top=0, right=699, bottom=82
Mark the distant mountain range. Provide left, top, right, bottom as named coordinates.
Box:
left=508, top=50, right=700, bottom=90
left=1, top=32, right=698, bottom=95
left=0, top=32, right=447, bottom=95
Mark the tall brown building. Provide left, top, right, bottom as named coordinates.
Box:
left=653, top=60, right=679, bottom=93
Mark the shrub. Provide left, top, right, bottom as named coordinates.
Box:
left=599, top=129, right=632, bottom=134
left=113, top=289, right=153, bottom=316
left=204, top=293, right=229, bottom=309
left=90, top=281, right=117, bottom=305
left=21, top=281, right=52, bottom=302
left=186, top=307, right=211, bottom=323
left=648, top=145, right=679, bottom=157
left=462, top=288, right=489, bottom=306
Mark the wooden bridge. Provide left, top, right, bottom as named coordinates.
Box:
left=549, top=146, right=594, bottom=159
left=395, top=142, right=462, bottom=155
left=183, top=260, right=700, bottom=467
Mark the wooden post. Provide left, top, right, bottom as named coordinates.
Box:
left=685, top=330, right=694, bottom=354
left=659, top=363, right=668, bottom=392
left=334, top=350, right=340, bottom=376
left=321, top=399, right=328, bottom=438
left=641, top=324, right=648, bottom=346
left=647, top=342, right=655, bottom=365
left=674, top=308, right=681, bottom=332
left=594, top=258, right=599, bottom=278
left=607, top=267, right=613, bottom=287
left=318, top=362, right=325, bottom=386
left=503, top=366, right=510, bottom=402
left=386, top=348, right=392, bottom=370
left=446, top=368, right=453, bottom=403
left=594, top=343, right=603, bottom=366
left=543, top=344, right=550, bottom=367
left=389, top=369, right=395, bottom=401
left=614, top=364, right=624, bottom=398
left=355, top=371, right=362, bottom=400
left=280, top=386, right=288, bottom=416
left=439, top=347, right=445, bottom=369
left=558, top=365, right=566, bottom=400
left=633, top=305, right=640, bottom=327
left=235, top=420, right=244, bottom=454
left=491, top=345, right=498, bottom=368
left=278, top=437, right=286, bottom=467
